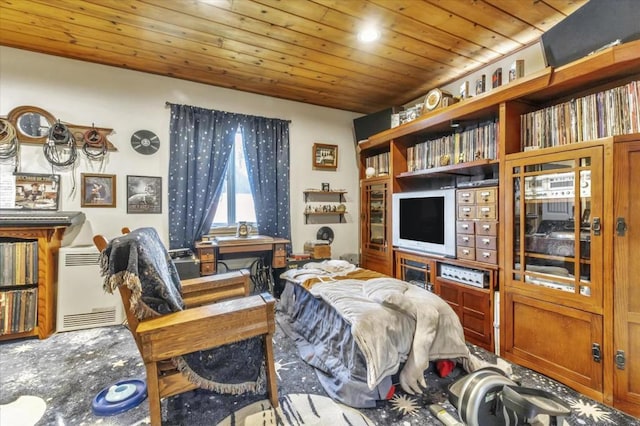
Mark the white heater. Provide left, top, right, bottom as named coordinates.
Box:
left=57, top=246, right=124, bottom=332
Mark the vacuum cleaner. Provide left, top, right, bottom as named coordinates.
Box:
left=447, top=367, right=571, bottom=426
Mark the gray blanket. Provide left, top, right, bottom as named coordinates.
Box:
left=98, top=227, right=265, bottom=395
left=309, top=277, right=484, bottom=394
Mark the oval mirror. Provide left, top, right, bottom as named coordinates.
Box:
left=17, top=112, right=50, bottom=137
left=7, top=106, right=56, bottom=143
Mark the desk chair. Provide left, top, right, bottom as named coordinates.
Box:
left=93, top=228, right=278, bottom=425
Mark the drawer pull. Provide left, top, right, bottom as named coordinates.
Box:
left=482, top=238, right=490, bottom=245
left=462, top=237, right=470, bottom=242
left=462, top=224, right=470, bottom=230
left=482, top=224, right=491, bottom=231
left=482, top=252, right=490, bottom=258
left=462, top=249, right=470, bottom=255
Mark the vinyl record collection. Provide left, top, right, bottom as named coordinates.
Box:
left=520, top=80, right=640, bottom=150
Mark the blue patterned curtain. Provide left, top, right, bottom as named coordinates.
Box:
left=168, top=104, right=291, bottom=249
left=168, top=104, right=236, bottom=249
left=240, top=116, right=291, bottom=240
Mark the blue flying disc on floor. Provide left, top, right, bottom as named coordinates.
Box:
left=92, top=378, right=147, bottom=416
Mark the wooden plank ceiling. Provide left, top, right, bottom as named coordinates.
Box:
left=0, top=0, right=588, bottom=114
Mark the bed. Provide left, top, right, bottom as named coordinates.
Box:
left=277, top=260, right=488, bottom=408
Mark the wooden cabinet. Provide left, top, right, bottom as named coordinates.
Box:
left=436, top=278, right=493, bottom=350
left=0, top=226, right=66, bottom=341
left=504, top=144, right=604, bottom=400
left=359, top=40, right=640, bottom=416
left=395, top=250, right=436, bottom=291
left=395, top=249, right=497, bottom=352
left=505, top=137, right=640, bottom=414
left=456, top=186, right=499, bottom=264
left=360, top=177, right=392, bottom=275
left=612, top=140, right=640, bottom=416
left=196, top=243, right=216, bottom=275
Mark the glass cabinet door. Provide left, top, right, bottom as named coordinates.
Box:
left=507, top=146, right=603, bottom=307
left=362, top=179, right=389, bottom=254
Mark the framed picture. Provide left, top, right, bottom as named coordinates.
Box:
left=313, top=143, right=338, bottom=170
left=14, top=173, right=60, bottom=210
left=81, top=173, right=116, bottom=207
left=126, top=175, right=162, bottom=214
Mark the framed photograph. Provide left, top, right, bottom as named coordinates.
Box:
left=313, top=143, right=338, bottom=170
left=81, top=173, right=116, bottom=207
left=126, top=175, right=162, bottom=214
left=321, top=182, right=330, bottom=191
left=14, top=173, right=60, bottom=210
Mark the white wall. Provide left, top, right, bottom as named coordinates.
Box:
left=0, top=47, right=361, bottom=258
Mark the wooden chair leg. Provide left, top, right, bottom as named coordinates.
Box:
left=145, top=362, right=162, bottom=426
left=263, top=333, right=279, bottom=409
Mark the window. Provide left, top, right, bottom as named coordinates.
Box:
left=211, top=130, right=257, bottom=226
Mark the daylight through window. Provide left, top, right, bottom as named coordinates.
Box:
left=211, top=129, right=256, bottom=226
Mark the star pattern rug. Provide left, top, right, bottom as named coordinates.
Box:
left=0, top=310, right=638, bottom=425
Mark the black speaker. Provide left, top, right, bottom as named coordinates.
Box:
left=541, top=0, right=640, bottom=68
left=353, top=107, right=401, bottom=143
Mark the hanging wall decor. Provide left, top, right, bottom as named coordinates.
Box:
left=126, top=175, right=162, bottom=214
left=312, top=143, right=338, bottom=170
left=81, top=173, right=116, bottom=208
left=13, top=173, right=60, bottom=210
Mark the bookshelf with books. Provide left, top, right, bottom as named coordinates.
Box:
left=0, top=226, right=67, bottom=341
left=358, top=39, right=640, bottom=416
left=0, top=238, right=39, bottom=335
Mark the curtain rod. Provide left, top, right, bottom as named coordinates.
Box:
left=165, top=101, right=291, bottom=123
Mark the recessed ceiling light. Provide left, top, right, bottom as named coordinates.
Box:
left=357, top=27, right=380, bottom=43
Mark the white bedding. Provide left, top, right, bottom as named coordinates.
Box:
left=281, top=261, right=485, bottom=395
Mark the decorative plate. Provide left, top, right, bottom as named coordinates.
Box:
left=317, top=226, right=334, bottom=244
left=130, top=130, right=160, bottom=155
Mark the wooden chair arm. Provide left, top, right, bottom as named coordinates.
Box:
left=180, top=269, right=250, bottom=307
left=136, top=293, right=275, bottom=362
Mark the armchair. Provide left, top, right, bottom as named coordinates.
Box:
left=93, top=228, right=278, bottom=425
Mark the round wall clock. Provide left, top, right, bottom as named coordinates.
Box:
left=131, top=130, right=160, bottom=155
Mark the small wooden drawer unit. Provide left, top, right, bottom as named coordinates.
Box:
left=196, top=245, right=216, bottom=275
left=273, top=243, right=287, bottom=268
left=456, top=186, right=498, bottom=265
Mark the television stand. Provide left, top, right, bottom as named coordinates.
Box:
left=394, top=248, right=497, bottom=353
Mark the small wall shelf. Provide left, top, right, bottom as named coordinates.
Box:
left=304, top=211, right=346, bottom=224
left=303, top=189, right=347, bottom=224
left=303, top=190, right=346, bottom=202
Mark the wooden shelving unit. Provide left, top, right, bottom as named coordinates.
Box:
left=0, top=226, right=67, bottom=341
left=358, top=39, right=640, bottom=416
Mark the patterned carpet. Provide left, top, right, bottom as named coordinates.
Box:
left=0, top=310, right=638, bottom=425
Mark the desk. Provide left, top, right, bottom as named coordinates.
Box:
left=196, top=236, right=289, bottom=293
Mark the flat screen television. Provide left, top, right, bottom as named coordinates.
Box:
left=392, top=189, right=456, bottom=256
